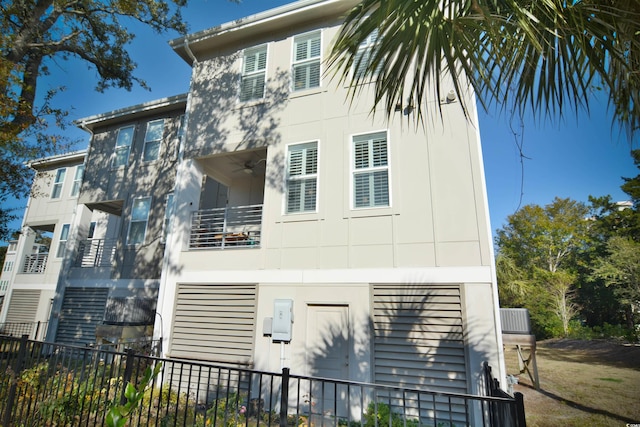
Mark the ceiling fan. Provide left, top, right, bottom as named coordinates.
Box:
left=235, top=158, right=266, bottom=175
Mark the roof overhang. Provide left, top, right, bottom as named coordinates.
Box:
left=74, top=93, right=188, bottom=133
left=170, top=0, right=359, bottom=65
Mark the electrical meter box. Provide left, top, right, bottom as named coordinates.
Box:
left=272, top=299, right=293, bottom=342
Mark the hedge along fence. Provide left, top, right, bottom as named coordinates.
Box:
left=0, top=335, right=524, bottom=427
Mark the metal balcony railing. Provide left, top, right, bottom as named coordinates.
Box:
left=189, top=204, right=263, bottom=249
left=75, top=238, right=117, bottom=267
left=21, top=253, right=48, bottom=274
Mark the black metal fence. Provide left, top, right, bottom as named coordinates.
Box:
left=0, top=335, right=525, bottom=427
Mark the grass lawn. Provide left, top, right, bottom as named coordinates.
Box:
left=504, top=339, right=640, bottom=427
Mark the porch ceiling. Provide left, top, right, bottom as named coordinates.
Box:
left=198, top=148, right=267, bottom=184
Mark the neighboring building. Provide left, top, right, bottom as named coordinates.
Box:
left=13, top=0, right=505, bottom=407
left=0, top=151, right=87, bottom=340
left=0, top=240, right=18, bottom=311
left=45, top=95, right=187, bottom=347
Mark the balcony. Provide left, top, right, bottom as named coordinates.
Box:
left=189, top=204, right=263, bottom=249
left=21, top=254, right=48, bottom=274
left=75, top=238, right=117, bottom=267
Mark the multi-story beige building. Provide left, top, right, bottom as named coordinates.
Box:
left=154, top=0, right=504, bottom=397
left=0, top=151, right=87, bottom=340
left=11, top=0, right=505, bottom=401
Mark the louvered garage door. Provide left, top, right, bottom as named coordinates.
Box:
left=171, top=284, right=257, bottom=364
left=372, top=284, right=467, bottom=394
left=5, top=289, right=40, bottom=323
left=56, top=287, right=108, bottom=346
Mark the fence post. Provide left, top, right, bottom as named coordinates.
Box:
left=280, top=368, right=290, bottom=427
left=514, top=392, right=526, bottom=427
left=2, top=335, right=29, bottom=427
left=120, top=348, right=136, bottom=405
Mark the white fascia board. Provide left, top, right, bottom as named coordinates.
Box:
left=173, top=266, right=493, bottom=285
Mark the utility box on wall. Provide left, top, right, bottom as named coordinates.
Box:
left=272, top=299, right=293, bottom=342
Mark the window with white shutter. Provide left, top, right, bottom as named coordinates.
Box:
left=240, top=45, right=267, bottom=102
left=286, top=142, right=318, bottom=214
left=353, top=29, right=381, bottom=80
left=352, top=131, right=389, bottom=209
left=292, top=31, right=321, bottom=91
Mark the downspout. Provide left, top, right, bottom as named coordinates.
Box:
left=155, top=38, right=197, bottom=357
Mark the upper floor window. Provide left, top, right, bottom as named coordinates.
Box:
left=127, top=197, right=151, bottom=245
left=56, top=224, right=70, bottom=258
left=240, top=45, right=267, bottom=102
left=353, top=29, right=381, bottom=80
left=70, top=165, right=84, bottom=197
left=3, top=261, right=13, bottom=272
left=292, top=31, right=321, bottom=91
left=51, top=168, right=66, bottom=199
left=143, top=119, right=165, bottom=162
left=113, top=125, right=135, bottom=168
left=352, top=131, right=390, bottom=209
left=286, top=142, right=318, bottom=214
left=163, top=193, right=175, bottom=243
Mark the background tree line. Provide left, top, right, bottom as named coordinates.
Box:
left=496, top=150, right=640, bottom=341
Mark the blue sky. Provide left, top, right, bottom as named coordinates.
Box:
left=3, top=0, right=639, bottom=244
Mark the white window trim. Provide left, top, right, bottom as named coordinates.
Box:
left=350, top=130, right=392, bottom=210
left=112, top=125, right=135, bottom=168
left=51, top=168, right=66, bottom=199
left=126, top=196, right=152, bottom=246
left=284, top=140, right=320, bottom=215
left=291, top=30, right=322, bottom=92
left=239, top=44, right=268, bottom=103
left=70, top=165, right=84, bottom=197
left=143, top=119, right=165, bottom=162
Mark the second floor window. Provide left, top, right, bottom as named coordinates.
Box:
left=127, top=197, right=151, bottom=245
left=113, top=125, right=135, bottom=168
left=353, top=29, right=380, bottom=80
left=352, top=131, right=390, bottom=209
left=57, top=224, right=70, bottom=258
left=292, top=31, right=321, bottom=91
left=240, top=45, right=267, bottom=102
left=143, top=119, right=165, bottom=162
left=51, top=168, right=66, bottom=199
left=286, top=142, right=318, bottom=214
left=70, top=165, right=84, bottom=197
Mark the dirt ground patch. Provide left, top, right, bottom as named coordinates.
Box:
left=504, top=339, right=640, bottom=427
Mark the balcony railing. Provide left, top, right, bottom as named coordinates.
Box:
left=75, top=238, right=117, bottom=267
left=190, top=204, right=263, bottom=249
left=21, top=253, right=48, bottom=274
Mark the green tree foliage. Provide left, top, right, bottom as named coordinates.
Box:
left=589, top=236, right=640, bottom=332
left=495, top=198, right=591, bottom=338
left=329, top=0, right=640, bottom=135
left=0, top=0, right=188, bottom=240
left=496, top=198, right=590, bottom=273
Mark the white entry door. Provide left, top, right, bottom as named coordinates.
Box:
left=305, top=304, right=350, bottom=419
left=306, top=304, right=350, bottom=379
